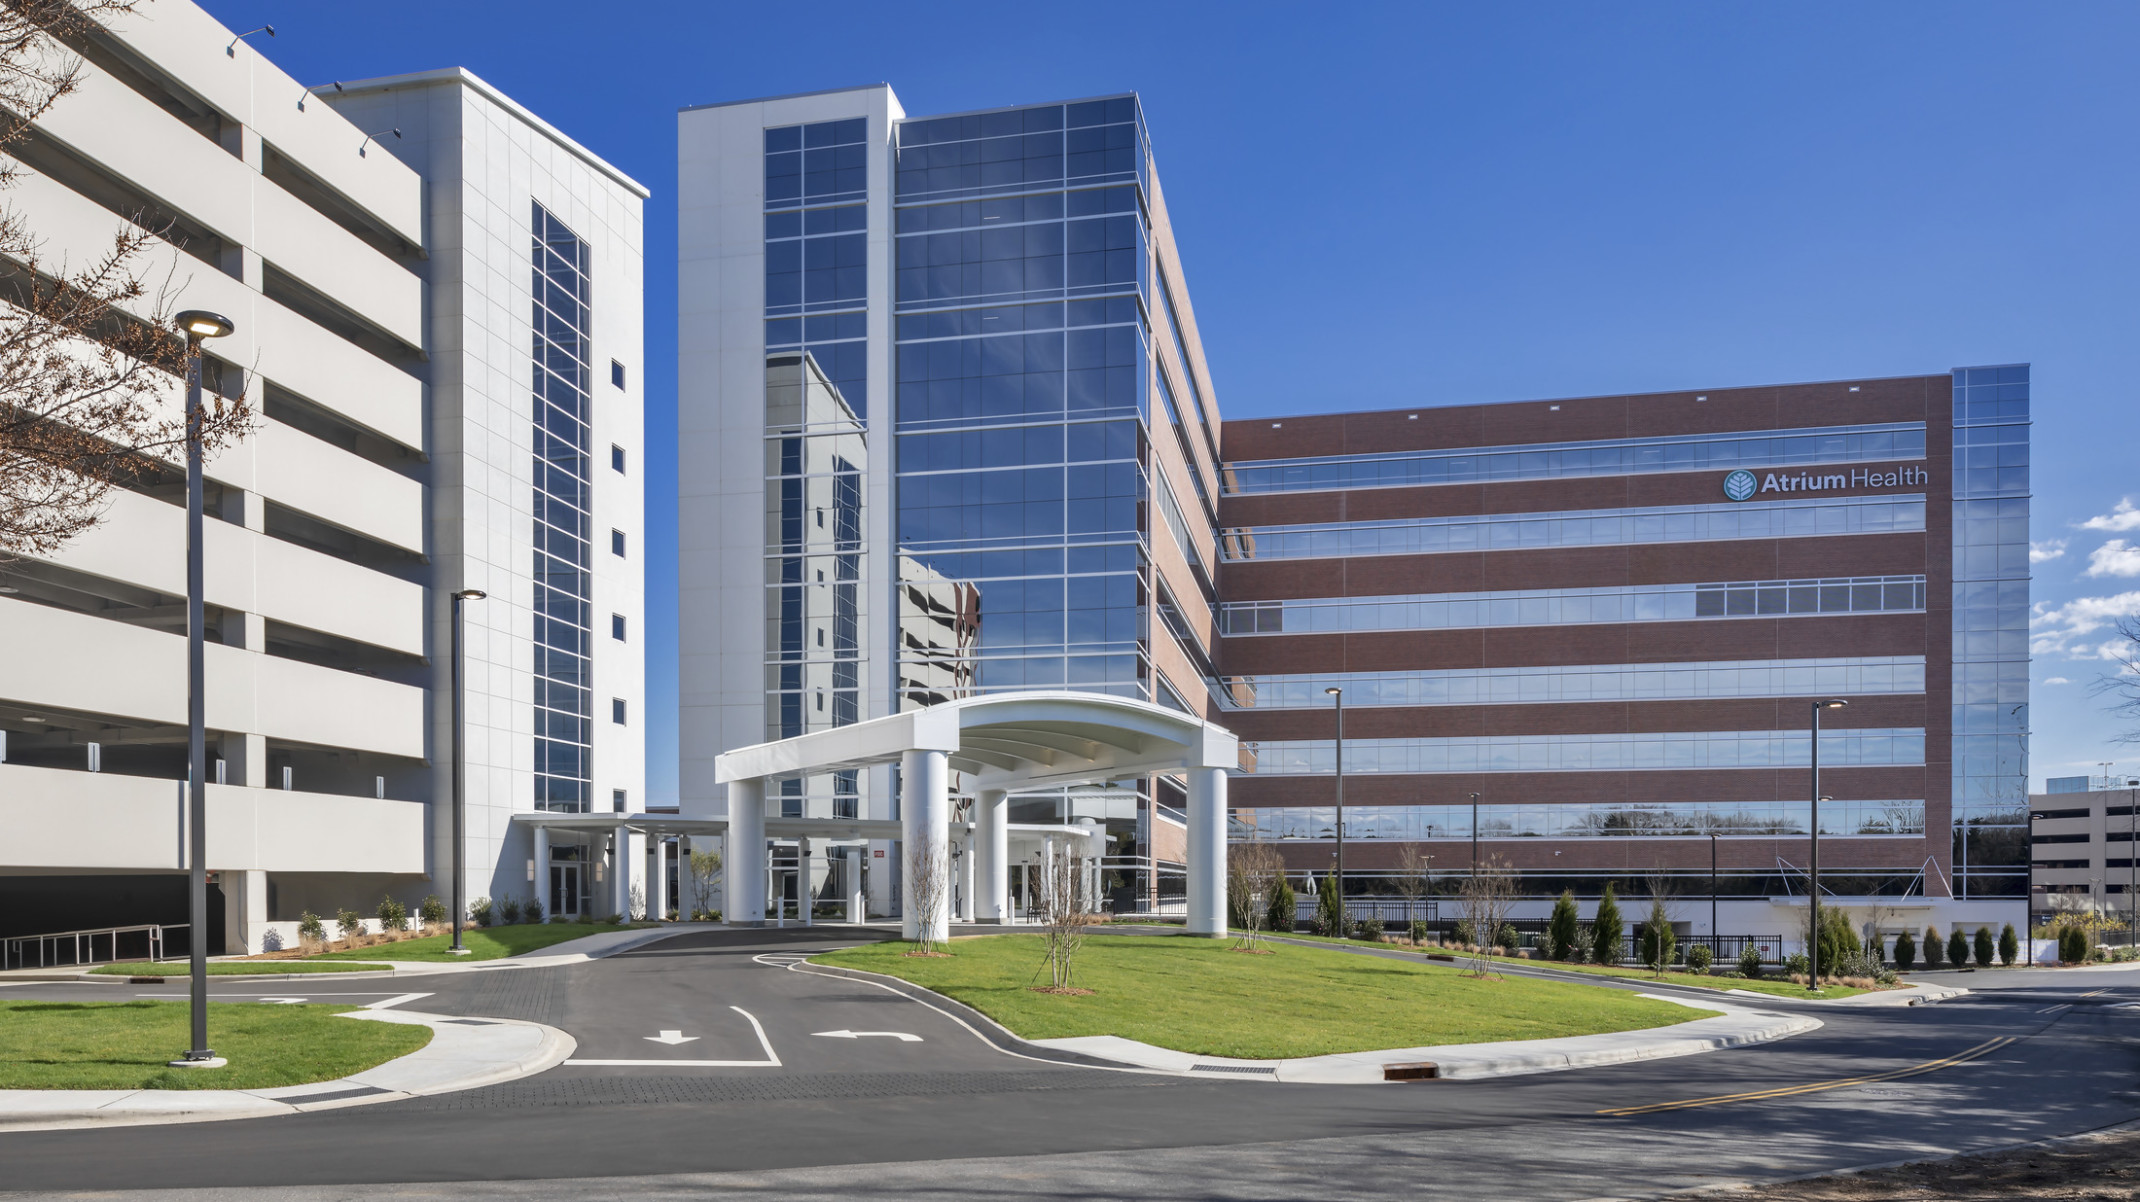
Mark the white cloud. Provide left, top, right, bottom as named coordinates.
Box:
left=2043, top=676, right=2072, bottom=685
left=2032, top=539, right=2068, bottom=564
left=2081, top=498, right=2140, bottom=532
left=2030, top=591, right=2140, bottom=657
left=2089, top=539, right=2140, bottom=578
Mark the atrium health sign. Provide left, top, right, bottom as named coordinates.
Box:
left=1721, top=465, right=1929, bottom=502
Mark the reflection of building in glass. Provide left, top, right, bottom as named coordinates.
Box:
left=764, top=349, right=866, bottom=818
left=897, top=555, right=980, bottom=709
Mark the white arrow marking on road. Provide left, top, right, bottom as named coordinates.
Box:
left=812, top=1030, right=922, bottom=1042
left=645, top=1030, right=701, bottom=1045
left=256, top=997, right=307, bottom=1005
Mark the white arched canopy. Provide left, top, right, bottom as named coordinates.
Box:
left=714, top=692, right=1239, bottom=941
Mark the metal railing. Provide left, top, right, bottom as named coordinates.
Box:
left=3, top=923, right=186, bottom=970
left=1616, top=933, right=1784, bottom=965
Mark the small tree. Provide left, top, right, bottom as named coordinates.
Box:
left=499, top=896, right=522, bottom=925
left=1804, top=906, right=1859, bottom=978
left=1266, top=876, right=1297, bottom=935
left=335, top=907, right=366, bottom=942
left=297, top=911, right=326, bottom=947
left=906, top=838, right=950, bottom=954
left=376, top=895, right=408, bottom=934
left=1894, top=927, right=1917, bottom=971
left=1640, top=891, right=1676, bottom=979
left=1922, top=924, right=1944, bottom=968
left=1973, top=926, right=1995, bottom=968
left=1036, top=839, right=1096, bottom=991
left=418, top=894, right=448, bottom=929
left=1228, top=841, right=1285, bottom=951
left=1998, top=922, right=2019, bottom=966
left=1546, top=889, right=1580, bottom=961
left=525, top=895, right=544, bottom=924
left=1315, top=871, right=1346, bottom=938
left=1459, top=856, right=1518, bottom=978
left=1946, top=927, right=1968, bottom=969
left=687, top=846, right=722, bottom=920
left=2061, top=924, right=2088, bottom=964
left=1591, top=883, right=1624, bottom=965
left=1394, top=844, right=1435, bottom=930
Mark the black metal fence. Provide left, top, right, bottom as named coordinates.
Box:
left=1616, top=933, right=1784, bottom=965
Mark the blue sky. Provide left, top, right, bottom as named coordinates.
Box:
left=207, top=2, right=2140, bottom=797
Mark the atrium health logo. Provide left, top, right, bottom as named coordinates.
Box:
left=1722, top=470, right=1758, bottom=502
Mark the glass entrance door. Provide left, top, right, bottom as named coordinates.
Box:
left=549, top=863, right=581, bottom=918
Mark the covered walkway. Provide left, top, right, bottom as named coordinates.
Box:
left=713, top=692, right=1239, bottom=941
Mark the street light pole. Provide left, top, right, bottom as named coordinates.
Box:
left=1470, top=791, right=1480, bottom=882
left=1709, top=832, right=1719, bottom=958
left=170, top=310, right=233, bottom=1069
left=1808, top=698, right=1848, bottom=992
left=1325, top=687, right=1345, bottom=933
left=449, top=589, right=486, bottom=956
left=2128, top=778, right=2138, bottom=950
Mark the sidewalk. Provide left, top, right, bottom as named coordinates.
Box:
left=0, top=1003, right=574, bottom=1133
left=1031, top=995, right=1820, bottom=1083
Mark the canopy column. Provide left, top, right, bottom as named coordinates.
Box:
left=725, top=778, right=767, bottom=926
left=648, top=836, right=669, bottom=921
left=532, top=825, right=550, bottom=916
left=900, top=748, right=951, bottom=944
left=1186, top=766, right=1228, bottom=938
left=974, top=788, right=1009, bottom=922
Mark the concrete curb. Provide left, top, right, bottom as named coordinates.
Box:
left=1032, top=996, right=1820, bottom=1083
left=800, top=958, right=1818, bottom=1083
left=0, top=1006, right=574, bottom=1133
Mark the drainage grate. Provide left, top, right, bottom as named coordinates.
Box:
left=444, top=1018, right=498, bottom=1026
left=1190, top=1064, right=1277, bottom=1075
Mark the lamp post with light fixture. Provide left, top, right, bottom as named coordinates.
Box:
left=170, top=310, right=233, bottom=1069
left=1325, top=687, right=1345, bottom=934
left=1808, top=698, right=1849, bottom=992
left=449, top=589, right=486, bottom=955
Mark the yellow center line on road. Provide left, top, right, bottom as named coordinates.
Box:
left=2080, top=989, right=2109, bottom=998
left=1596, top=1037, right=2017, bottom=1117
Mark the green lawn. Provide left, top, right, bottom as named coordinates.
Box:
left=0, top=1001, right=431, bottom=1090
left=298, top=921, right=656, bottom=963
left=816, top=934, right=1711, bottom=1059
left=89, top=961, right=380, bottom=977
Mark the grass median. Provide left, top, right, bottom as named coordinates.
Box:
left=815, top=933, right=1711, bottom=1059
left=88, top=961, right=380, bottom=977
left=0, top=1000, right=431, bottom=1090
left=1249, top=934, right=1876, bottom=1000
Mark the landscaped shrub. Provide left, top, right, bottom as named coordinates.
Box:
left=1999, top=923, right=2019, bottom=966
left=1638, top=895, right=1675, bottom=978
left=2061, top=925, right=2088, bottom=964
left=1353, top=916, right=1384, bottom=942
left=1266, top=879, right=1297, bottom=934
left=1784, top=951, right=1810, bottom=977
left=526, top=896, right=545, bottom=925
left=499, top=896, right=523, bottom=925
left=1864, top=932, right=1885, bottom=966
left=1406, top=918, right=1430, bottom=944
left=1974, top=927, right=1995, bottom=968
left=297, top=911, right=326, bottom=944
left=335, top=907, right=366, bottom=943
left=1807, top=906, right=1859, bottom=976
left=1686, top=943, right=1713, bottom=973
left=471, top=896, right=494, bottom=928
left=1450, top=918, right=1475, bottom=946
left=1494, top=923, right=1520, bottom=953
left=1591, top=883, right=1624, bottom=965
left=419, top=894, right=448, bottom=928
left=1894, top=928, right=1916, bottom=971
left=606, top=910, right=627, bottom=926
left=1922, top=925, right=1944, bottom=968
left=1547, top=889, right=1580, bottom=961
left=1738, top=944, right=1764, bottom=979
left=377, top=895, right=408, bottom=934
left=1946, top=927, right=1968, bottom=969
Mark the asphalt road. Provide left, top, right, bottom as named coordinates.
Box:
left=2, top=929, right=2136, bottom=1201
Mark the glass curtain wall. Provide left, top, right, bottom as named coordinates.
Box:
left=531, top=204, right=594, bottom=813
left=1951, top=365, right=2032, bottom=897
left=764, top=118, right=871, bottom=819
left=892, top=96, right=1153, bottom=703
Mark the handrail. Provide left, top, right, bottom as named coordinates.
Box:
left=1, top=923, right=185, bottom=970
